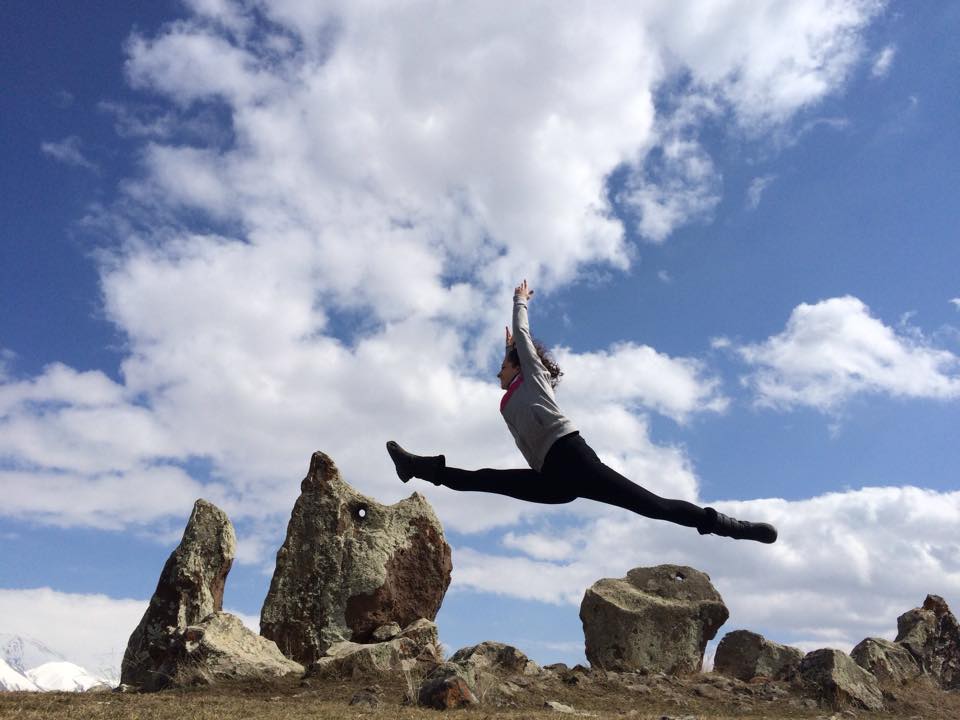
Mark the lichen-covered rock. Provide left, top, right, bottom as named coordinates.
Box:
left=895, top=594, right=960, bottom=690
left=714, top=629, right=803, bottom=681
left=261, top=451, right=452, bottom=665
left=305, top=619, right=441, bottom=680
left=851, top=637, right=921, bottom=686
left=579, top=565, right=728, bottom=674
left=307, top=638, right=417, bottom=680
left=800, top=648, right=884, bottom=711
left=120, top=499, right=236, bottom=688
left=155, top=612, right=303, bottom=687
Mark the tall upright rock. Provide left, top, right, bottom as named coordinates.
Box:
left=261, top=451, right=452, bottom=665
left=121, top=499, right=236, bottom=687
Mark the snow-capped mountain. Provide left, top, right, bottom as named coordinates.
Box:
left=0, top=657, right=38, bottom=691
left=0, top=634, right=112, bottom=692
left=26, top=662, right=109, bottom=692
left=0, top=634, right=65, bottom=674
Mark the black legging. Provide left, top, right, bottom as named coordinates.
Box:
left=437, top=432, right=708, bottom=528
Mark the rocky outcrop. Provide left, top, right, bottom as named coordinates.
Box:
left=121, top=499, right=236, bottom=689
left=714, top=629, right=803, bottom=681
left=895, top=594, right=960, bottom=690
left=304, top=618, right=441, bottom=681
left=261, top=452, right=452, bottom=665
left=150, top=612, right=303, bottom=687
left=850, top=637, right=921, bottom=686
left=579, top=565, right=728, bottom=674
left=800, top=648, right=884, bottom=712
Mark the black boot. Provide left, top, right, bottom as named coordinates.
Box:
left=697, top=507, right=778, bottom=544
left=386, top=441, right=445, bottom=486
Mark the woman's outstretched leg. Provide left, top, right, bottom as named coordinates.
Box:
left=545, top=433, right=776, bottom=542
left=386, top=441, right=575, bottom=504
left=439, top=466, right=576, bottom=504
left=542, top=433, right=706, bottom=526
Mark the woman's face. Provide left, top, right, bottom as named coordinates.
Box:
left=497, top=356, right=520, bottom=390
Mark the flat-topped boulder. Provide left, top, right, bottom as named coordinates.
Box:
left=579, top=565, right=728, bottom=674
left=261, top=451, right=452, bottom=665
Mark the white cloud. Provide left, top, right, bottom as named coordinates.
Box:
left=634, top=1, right=882, bottom=137
left=621, top=131, right=722, bottom=243
left=40, top=137, right=98, bottom=171
left=0, top=588, right=259, bottom=681
left=556, top=343, right=728, bottom=422
left=871, top=44, right=896, bottom=78
left=738, top=296, right=960, bottom=411
left=2, top=2, right=886, bottom=551
left=746, top=174, right=777, bottom=210
left=950, top=298, right=960, bottom=310
left=452, top=485, right=960, bottom=652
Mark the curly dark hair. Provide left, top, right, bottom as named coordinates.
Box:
left=506, top=340, right=564, bottom=389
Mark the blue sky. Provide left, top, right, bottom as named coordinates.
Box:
left=2, top=0, right=959, bottom=676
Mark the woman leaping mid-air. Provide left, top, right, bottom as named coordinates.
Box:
left=386, top=280, right=777, bottom=544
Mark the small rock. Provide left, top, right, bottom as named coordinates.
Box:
left=545, top=700, right=576, bottom=713
left=349, top=686, right=382, bottom=707
left=418, top=675, right=479, bottom=709
left=372, top=623, right=401, bottom=642
left=693, top=682, right=726, bottom=699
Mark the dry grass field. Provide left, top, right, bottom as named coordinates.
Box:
left=1, top=673, right=957, bottom=720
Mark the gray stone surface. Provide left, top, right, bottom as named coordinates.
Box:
left=261, top=451, right=452, bottom=665
left=714, top=629, right=803, bottom=681
left=305, top=619, right=441, bottom=680
left=850, top=637, right=921, bottom=686
left=895, top=594, right=960, bottom=690
left=579, top=565, right=728, bottom=674
left=156, top=612, right=303, bottom=687
left=449, top=641, right=541, bottom=677
left=120, top=499, right=236, bottom=689
left=799, top=648, right=884, bottom=711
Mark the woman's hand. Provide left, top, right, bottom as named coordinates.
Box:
left=514, top=279, right=534, bottom=301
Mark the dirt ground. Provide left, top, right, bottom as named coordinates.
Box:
left=1, top=671, right=958, bottom=720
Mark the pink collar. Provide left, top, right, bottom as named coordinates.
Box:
left=500, top=372, right=524, bottom=411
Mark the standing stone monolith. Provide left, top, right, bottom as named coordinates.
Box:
left=261, top=451, right=452, bottom=665
left=579, top=565, right=728, bottom=674
left=120, top=499, right=235, bottom=688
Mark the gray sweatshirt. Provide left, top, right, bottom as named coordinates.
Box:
left=500, top=296, right=578, bottom=471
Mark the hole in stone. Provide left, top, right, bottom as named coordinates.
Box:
left=675, top=572, right=686, bottom=582
left=357, top=507, right=367, bottom=519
